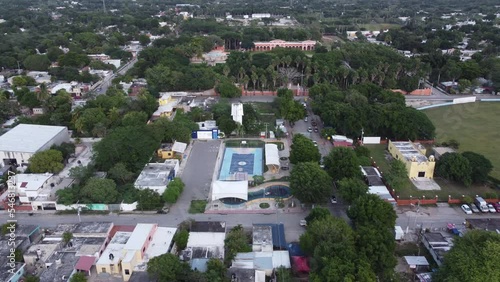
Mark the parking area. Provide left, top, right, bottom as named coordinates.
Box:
left=179, top=140, right=221, bottom=202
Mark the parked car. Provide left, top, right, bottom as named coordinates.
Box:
left=307, top=127, right=312, bottom=132
left=311, top=121, right=318, bottom=126
left=312, top=141, right=318, bottom=147
left=280, top=157, right=288, bottom=161
left=314, top=127, right=318, bottom=132
left=330, top=195, right=337, bottom=204
left=281, top=166, right=289, bottom=170
left=461, top=204, right=472, bottom=215
left=469, top=203, right=480, bottom=213
left=300, top=219, right=307, bottom=227
left=304, top=116, right=308, bottom=122
left=492, top=202, right=500, bottom=213
left=487, top=204, right=496, bottom=213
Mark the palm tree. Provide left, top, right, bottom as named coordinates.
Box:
left=284, top=56, right=292, bottom=68
left=37, top=83, right=49, bottom=101
left=242, top=75, right=250, bottom=91
left=270, top=70, right=278, bottom=90
left=238, top=67, right=245, bottom=83
left=260, top=74, right=267, bottom=91
left=223, top=65, right=230, bottom=77
left=251, top=71, right=258, bottom=95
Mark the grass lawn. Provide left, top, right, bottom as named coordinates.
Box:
left=366, top=144, right=498, bottom=200
left=188, top=200, right=207, bottom=214
left=424, top=103, right=500, bottom=179
left=358, top=23, right=401, bottom=31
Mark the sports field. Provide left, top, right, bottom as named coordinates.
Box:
left=424, top=102, right=500, bottom=179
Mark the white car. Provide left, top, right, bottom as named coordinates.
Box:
left=300, top=220, right=307, bottom=227
left=313, top=141, right=318, bottom=147
left=487, top=204, right=496, bottom=213
left=461, top=204, right=472, bottom=215
left=307, top=127, right=312, bottom=132
left=304, top=117, right=308, bottom=122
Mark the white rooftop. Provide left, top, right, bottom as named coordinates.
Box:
left=125, top=224, right=156, bottom=251
left=187, top=232, right=226, bottom=247
left=16, top=173, right=53, bottom=191
left=144, top=227, right=176, bottom=258
left=0, top=124, right=67, bottom=153
left=97, top=231, right=132, bottom=265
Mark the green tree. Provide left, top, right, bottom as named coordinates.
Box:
left=108, top=163, right=134, bottom=184
left=93, top=125, right=160, bottom=172
left=462, top=152, right=493, bottom=184
left=348, top=194, right=397, bottom=280
left=289, top=134, right=321, bottom=164
left=224, top=225, right=251, bottom=265
left=74, top=107, right=107, bottom=136
left=1, top=222, right=16, bottom=235
left=62, top=232, right=73, bottom=245
left=55, top=186, right=79, bottom=205
left=205, top=258, right=228, bottom=282
left=337, top=178, right=368, bottom=204
left=290, top=162, right=332, bottom=204
left=458, top=79, right=471, bottom=93
left=23, top=54, right=51, bottom=71
left=433, top=230, right=500, bottom=282
left=174, top=229, right=189, bottom=251
left=216, top=79, right=242, bottom=98
left=80, top=178, right=119, bottom=204
left=122, top=111, right=148, bottom=127
left=24, top=275, right=40, bottom=282
left=138, top=34, right=151, bottom=46
left=305, top=207, right=331, bottom=224
left=69, top=272, right=87, bottom=282
left=436, top=153, right=472, bottom=186
left=47, top=47, right=64, bottom=62
left=162, top=178, right=185, bottom=204
left=324, top=147, right=362, bottom=181
left=217, top=116, right=237, bottom=136
left=147, top=253, right=191, bottom=281
left=137, top=189, right=164, bottom=210
left=384, top=159, right=408, bottom=191
left=29, top=149, right=64, bottom=173
left=69, top=165, right=95, bottom=186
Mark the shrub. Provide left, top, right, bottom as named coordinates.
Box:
left=259, top=203, right=270, bottom=209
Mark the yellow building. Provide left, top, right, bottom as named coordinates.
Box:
left=388, top=140, right=435, bottom=179
left=157, top=143, right=174, bottom=159
left=151, top=92, right=188, bottom=120
left=96, top=224, right=177, bottom=281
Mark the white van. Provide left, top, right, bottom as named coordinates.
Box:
left=474, top=197, right=489, bottom=213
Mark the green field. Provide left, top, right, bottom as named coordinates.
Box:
left=424, top=103, right=500, bottom=179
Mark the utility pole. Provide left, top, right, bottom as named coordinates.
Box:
left=102, top=0, right=106, bottom=13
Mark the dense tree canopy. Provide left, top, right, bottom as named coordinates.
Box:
left=436, top=152, right=473, bottom=186
left=461, top=151, right=493, bottom=184
left=324, top=147, right=363, bottom=181
left=433, top=230, right=500, bottom=282
left=79, top=178, right=119, bottom=204
left=289, top=134, right=321, bottom=164
left=290, top=162, right=332, bottom=204
left=337, top=178, right=369, bottom=204
left=28, top=149, right=64, bottom=173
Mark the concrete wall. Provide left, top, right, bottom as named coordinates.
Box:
left=362, top=136, right=381, bottom=144
left=453, top=96, right=476, bottom=104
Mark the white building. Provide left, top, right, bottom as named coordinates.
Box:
left=182, top=221, right=226, bottom=272
left=252, top=13, right=271, bottom=19
left=15, top=173, right=55, bottom=204
left=134, top=160, right=179, bottom=195
left=0, top=124, right=70, bottom=168
left=231, top=103, right=244, bottom=125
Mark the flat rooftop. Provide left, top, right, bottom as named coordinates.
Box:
left=125, top=223, right=156, bottom=251
left=134, top=163, right=175, bottom=188
left=40, top=251, right=79, bottom=282
left=392, top=141, right=428, bottom=162
left=73, top=222, right=113, bottom=236
left=190, top=221, right=226, bottom=233
left=97, top=231, right=132, bottom=265
left=0, top=124, right=67, bottom=153
left=16, top=173, right=54, bottom=191
left=253, top=225, right=273, bottom=246
left=134, top=227, right=177, bottom=271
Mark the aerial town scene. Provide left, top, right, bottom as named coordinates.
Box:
left=1, top=0, right=500, bottom=281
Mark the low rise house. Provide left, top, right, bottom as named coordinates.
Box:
left=230, top=224, right=291, bottom=277
left=388, top=140, right=435, bottom=179
left=361, top=166, right=396, bottom=205
left=182, top=221, right=227, bottom=272
left=96, top=223, right=176, bottom=281
left=151, top=92, right=188, bottom=120
left=422, top=232, right=452, bottom=266
left=157, top=142, right=187, bottom=159
left=15, top=173, right=56, bottom=210
left=134, top=160, right=179, bottom=195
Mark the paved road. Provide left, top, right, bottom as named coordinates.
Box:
left=1, top=210, right=308, bottom=242
left=92, top=57, right=138, bottom=96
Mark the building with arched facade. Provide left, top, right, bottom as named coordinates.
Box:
left=253, top=40, right=317, bottom=51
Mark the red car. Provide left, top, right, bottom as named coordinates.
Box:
left=492, top=202, right=500, bottom=213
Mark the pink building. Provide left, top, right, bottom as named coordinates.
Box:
left=253, top=40, right=317, bottom=51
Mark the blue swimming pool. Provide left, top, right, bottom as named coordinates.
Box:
left=218, top=147, right=263, bottom=180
